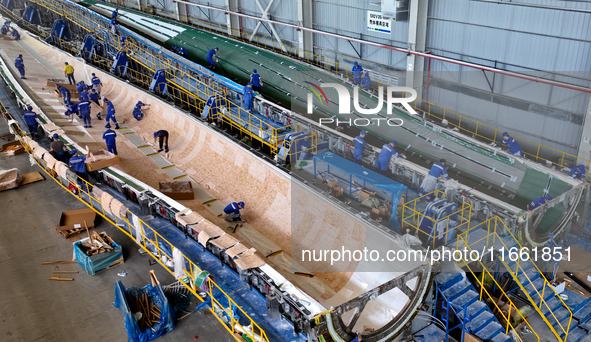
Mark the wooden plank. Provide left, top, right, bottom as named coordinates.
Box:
left=52, top=270, right=79, bottom=274
left=20, top=172, right=45, bottom=185
left=42, top=260, right=77, bottom=265
left=48, top=276, right=75, bottom=281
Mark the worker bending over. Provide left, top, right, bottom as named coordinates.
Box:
left=570, top=165, right=586, bottom=181
left=375, top=140, right=399, bottom=174
left=14, top=54, right=25, bottom=79
left=420, top=159, right=450, bottom=200
left=250, top=69, right=263, bottom=92
left=57, top=85, right=70, bottom=104
left=502, top=132, right=522, bottom=157
left=153, top=130, right=169, bottom=153
left=206, top=47, right=219, bottom=69
left=353, top=130, right=366, bottom=164
left=103, top=128, right=118, bottom=155
left=223, top=201, right=245, bottom=222
left=528, top=196, right=551, bottom=211
left=133, top=101, right=150, bottom=121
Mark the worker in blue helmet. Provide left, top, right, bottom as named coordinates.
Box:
left=69, top=149, right=90, bottom=187
left=103, top=128, right=118, bottom=155
left=90, top=73, right=102, bottom=96
left=243, top=82, right=254, bottom=111
left=375, top=140, right=399, bottom=174
left=223, top=201, right=245, bottom=222
left=49, top=133, right=67, bottom=163
left=420, top=159, right=450, bottom=200
left=353, top=131, right=367, bottom=164
left=14, top=54, right=25, bottom=79
left=78, top=96, right=92, bottom=128
left=250, top=69, right=263, bottom=92
left=528, top=195, right=552, bottom=211
left=23, top=105, right=38, bottom=138
left=57, top=84, right=71, bottom=105
left=502, top=132, right=522, bottom=157
left=352, top=61, right=363, bottom=84
left=206, top=47, right=219, bottom=69
left=10, top=27, right=20, bottom=40
left=103, top=98, right=119, bottom=129
left=361, top=72, right=371, bottom=91
left=133, top=101, right=150, bottom=121
left=570, top=165, right=586, bottom=181
left=76, top=81, right=87, bottom=94
left=89, top=88, right=101, bottom=107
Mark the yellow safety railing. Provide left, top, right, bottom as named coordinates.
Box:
left=401, top=190, right=472, bottom=249
left=0, top=106, right=269, bottom=342
left=457, top=216, right=572, bottom=342
left=100, top=0, right=591, bottom=172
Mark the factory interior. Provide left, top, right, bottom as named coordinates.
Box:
left=0, top=0, right=590, bottom=341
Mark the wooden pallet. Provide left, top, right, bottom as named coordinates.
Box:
left=57, top=225, right=85, bottom=238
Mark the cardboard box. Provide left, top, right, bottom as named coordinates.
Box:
left=57, top=208, right=96, bottom=232
left=358, top=189, right=375, bottom=201
left=1, top=141, right=25, bottom=155
left=159, top=181, right=194, bottom=200
left=85, top=150, right=120, bottom=171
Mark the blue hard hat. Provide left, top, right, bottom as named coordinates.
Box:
left=502, top=132, right=509, bottom=136
left=360, top=130, right=367, bottom=135
left=239, top=201, right=245, bottom=208
left=215, top=47, right=219, bottom=50
left=138, top=101, right=144, bottom=105
left=91, top=73, right=95, bottom=76
left=545, top=195, right=552, bottom=200
left=253, top=69, right=257, bottom=73
left=91, top=89, right=96, bottom=92
left=391, top=140, right=397, bottom=145
left=247, top=82, right=252, bottom=86
left=27, top=105, right=32, bottom=110
left=78, top=97, right=83, bottom=100
left=103, top=97, right=108, bottom=101
left=153, top=132, right=158, bottom=138
left=53, top=133, right=59, bottom=139
left=70, top=149, right=77, bottom=155
left=65, top=62, right=68, bottom=65
left=354, top=62, right=357, bottom=65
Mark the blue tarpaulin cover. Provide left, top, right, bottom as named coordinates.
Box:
left=113, top=280, right=175, bottom=342
left=74, top=240, right=123, bottom=275
left=313, top=152, right=407, bottom=228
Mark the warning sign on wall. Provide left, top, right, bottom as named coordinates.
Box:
left=367, top=11, right=392, bottom=34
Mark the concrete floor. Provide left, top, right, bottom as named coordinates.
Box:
left=0, top=118, right=234, bottom=341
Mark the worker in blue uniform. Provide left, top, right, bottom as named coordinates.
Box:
left=64, top=101, right=78, bottom=122
left=243, top=83, right=254, bottom=111
left=375, top=140, right=399, bottom=174
left=353, top=131, right=366, bottom=164
left=14, top=54, right=25, bottom=79
left=11, top=28, right=20, bottom=40
left=69, top=149, right=90, bottom=187
left=110, top=18, right=117, bottom=35
left=420, top=159, right=450, bottom=200
left=502, top=132, right=522, bottom=157
left=0, top=20, right=9, bottom=35
left=153, top=130, right=169, bottom=153
left=103, top=128, right=118, bottom=155
left=79, top=88, right=90, bottom=102
left=76, top=81, right=87, bottom=94
left=103, top=98, right=119, bottom=129
left=78, top=97, right=92, bottom=128
left=23, top=106, right=38, bottom=138
left=570, top=165, right=586, bottom=180
left=119, top=35, right=127, bottom=49
left=57, top=84, right=71, bottom=105
left=112, top=8, right=118, bottom=20
left=49, top=133, right=67, bottom=163
left=352, top=62, right=363, bottom=84
left=206, top=47, right=218, bottom=69
left=91, top=73, right=102, bottom=95
left=528, top=195, right=552, bottom=211
left=223, top=201, right=245, bottom=222
left=89, top=89, right=101, bottom=107
left=133, top=101, right=150, bottom=120
left=172, top=46, right=187, bottom=56
left=361, top=72, right=371, bottom=91
left=250, top=69, right=263, bottom=92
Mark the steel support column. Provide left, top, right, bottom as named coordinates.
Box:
left=405, top=0, right=428, bottom=99
left=225, top=0, right=239, bottom=37
left=296, top=0, right=312, bottom=59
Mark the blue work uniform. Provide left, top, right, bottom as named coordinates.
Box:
left=206, top=48, right=217, bottom=67
left=353, top=135, right=365, bottom=163
left=14, top=56, right=25, bottom=78
left=504, top=136, right=522, bottom=156
left=78, top=99, right=91, bottom=127
left=65, top=102, right=78, bottom=117
left=375, top=143, right=399, bottom=172
left=76, top=83, right=87, bottom=94
left=243, top=86, right=254, bottom=111
left=429, top=162, right=450, bottom=180
left=112, top=9, right=118, bottom=19
left=361, top=74, right=371, bottom=90
left=103, top=129, right=117, bottom=155
left=528, top=196, right=548, bottom=211
left=570, top=165, right=586, bottom=180
left=69, top=154, right=89, bottom=185
left=11, top=29, right=20, bottom=40
left=91, top=75, right=102, bottom=95
left=23, top=110, right=38, bottom=134
left=352, top=64, right=363, bottom=84
left=60, top=86, right=71, bottom=104
left=0, top=25, right=8, bottom=35
left=105, top=101, right=118, bottom=128
left=80, top=89, right=89, bottom=102
left=224, top=202, right=241, bottom=215
left=133, top=103, right=144, bottom=120
left=89, top=91, right=100, bottom=106
left=251, top=73, right=262, bottom=91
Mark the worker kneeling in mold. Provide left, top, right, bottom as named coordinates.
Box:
left=223, top=201, right=246, bottom=222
